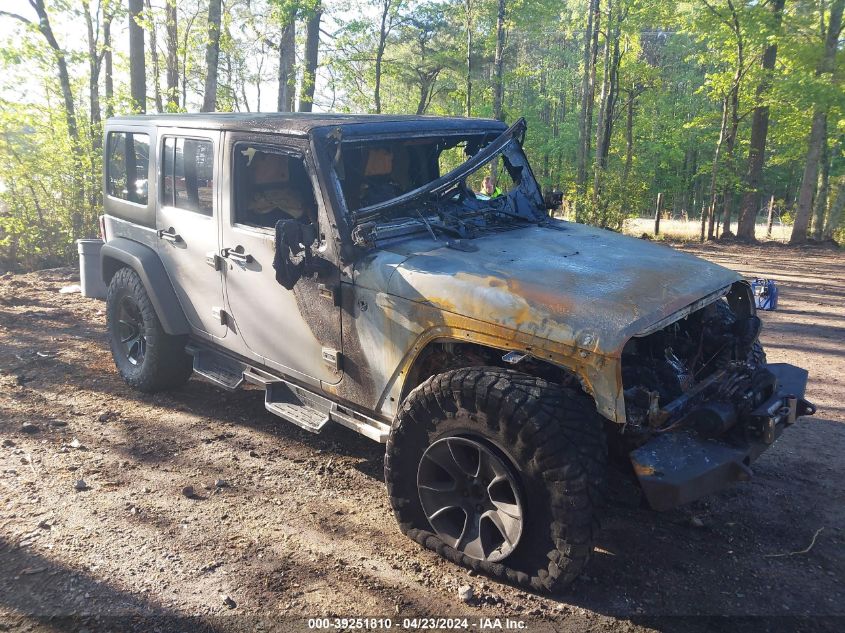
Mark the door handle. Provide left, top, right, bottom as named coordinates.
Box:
left=221, top=247, right=253, bottom=264
left=157, top=228, right=182, bottom=243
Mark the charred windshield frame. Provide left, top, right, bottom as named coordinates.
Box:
left=324, top=119, right=547, bottom=245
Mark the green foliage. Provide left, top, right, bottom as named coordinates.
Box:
left=1, top=0, right=843, bottom=272
left=0, top=98, right=96, bottom=271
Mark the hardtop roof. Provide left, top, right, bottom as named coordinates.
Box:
left=105, top=112, right=508, bottom=138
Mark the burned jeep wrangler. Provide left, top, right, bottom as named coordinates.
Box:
left=100, top=113, right=814, bottom=591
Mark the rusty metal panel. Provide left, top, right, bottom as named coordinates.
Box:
left=383, top=223, right=741, bottom=358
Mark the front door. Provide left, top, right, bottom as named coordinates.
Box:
left=220, top=133, right=342, bottom=386
left=156, top=130, right=227, bottom=340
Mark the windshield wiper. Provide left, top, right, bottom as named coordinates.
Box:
left=416, top=211, right=438, bottom=241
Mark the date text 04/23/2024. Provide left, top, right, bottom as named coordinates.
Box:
left=307, top=617, right=528, bottom=630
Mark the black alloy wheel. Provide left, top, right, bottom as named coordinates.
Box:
left=417, top=436, right=524, bottom=562
left=117, top=295, right=147, bottom=366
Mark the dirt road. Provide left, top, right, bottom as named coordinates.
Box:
left=1, top=242, right=843, bottom=632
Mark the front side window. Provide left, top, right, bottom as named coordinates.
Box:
left=233, top=144, right=318, bottom=228
left=161, top=136, right=214, bottom=216
left=107, top=131, right=149, bottom=205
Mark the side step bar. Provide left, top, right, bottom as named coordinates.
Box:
left=190, top=348, right=244, bottom=391
left=187, top=345, right=391, bottom=443
left=266, top=382, right=332, bottom=433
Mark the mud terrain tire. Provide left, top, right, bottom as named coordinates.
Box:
left=106, top=267, right=192, bottom=393
left=385, top=367, right=607, bottom=592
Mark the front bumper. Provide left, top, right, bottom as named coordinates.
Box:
left=630, top=363, right=816, bottom=511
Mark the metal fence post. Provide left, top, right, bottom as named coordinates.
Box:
left=654, top=192, right=663, bottom=235
left=766, top=194, right=775, bottom=239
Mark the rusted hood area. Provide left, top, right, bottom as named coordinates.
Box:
left=379, top=222, right=741, bottom=357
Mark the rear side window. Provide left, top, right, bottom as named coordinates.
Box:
left=161, top=136, right=214, bottom=216
left=107, top=132, right=149, bottom=205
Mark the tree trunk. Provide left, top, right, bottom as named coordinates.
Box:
left=811, top=120, right=830, bottom=240
left=277, top=20, right=295, bottom=112
left=27, top=1, right=79, bottom=147
left=623, top=87, right=634, bottom=184
left=27, top=0, right=83, bottom=238
left=83, top=1, right=102, bottom=139
left=719, top=87, right=739, bottom=235
left=416, top=70, right=440, bottom=115
left=593, top=4, right=621, bottom=214
left=766, top=194, right=775, bottom=238
left=374, top=0, right=392, bottom=114
left=576, top=0, right=600, bottom=205
left=703, top=94, right=730, bottom=241
left=823, top=178, right=845, bottom=239
left=82, top=0, right=104, bottom=232
left=791, top=0, right=844, bottom=244
left=464, top=0, right=473, bottom=117
left=226, top=52, right=240, bottom=111
left=179, top=8, right=197, bottom=109
left=718, top=14, right=743, bottom=237
left=128, top=0, right=146, bottom=112
left=492, top=0, right=506, bottom=121
left=592, top=6, right=612, bottom=207
left=104, top=12, right=114, bottom=118
left=145, top=0, right=164, bottom=113
left=299, top=6, right=322, bottom=112
left=793, top=115, right=829, bottom=242
left=654, top=192, right=663, bottom=235
left=201, top=0, right=222, bottom=112
left=417, top=83, right=428, bottom=115
left=737, top=0, right=786, bottom=240
left=240, top=62, right=251, bottom=111
left=165, top=0, right=179, bottom=111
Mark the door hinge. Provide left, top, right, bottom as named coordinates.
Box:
left=322, top=347, right=342, bottom=371
left=212, top=306, right=228, bottom=326
left=206, top=251, right=222, bottom=270
left=318, top=283, right=339, bottom=306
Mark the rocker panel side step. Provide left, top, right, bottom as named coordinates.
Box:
left=186, top=344, right=391, bottom=442
left=188, top=346, right=244, bottom=391
left=331, top=405, right=391, bottom=443
left=265, top=382, right=331, bottom=434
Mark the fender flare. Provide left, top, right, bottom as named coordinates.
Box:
left=100, top=237, right=191, bottom=335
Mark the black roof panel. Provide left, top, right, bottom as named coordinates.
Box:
left=106, top=112, right=508, bottom=138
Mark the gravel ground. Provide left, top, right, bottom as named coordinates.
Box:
left=0, top=242, right=843, bottom=633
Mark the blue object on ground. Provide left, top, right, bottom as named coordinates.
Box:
left=751, top=278, right=778, bottom=311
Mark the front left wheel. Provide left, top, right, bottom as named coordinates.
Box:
left=385, top=367, right=607, bottom=592
left=106, top=266, right=192, bottom=393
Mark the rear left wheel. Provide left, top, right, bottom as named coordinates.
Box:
left=106, top=267, right=192, bottom=393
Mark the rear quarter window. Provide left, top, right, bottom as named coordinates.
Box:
left=107, top=131, right=149, bottom=205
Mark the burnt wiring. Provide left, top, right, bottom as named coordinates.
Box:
left=621, top=298, right=762, bottom=438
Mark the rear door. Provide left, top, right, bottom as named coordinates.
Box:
left=155, top=129, right=227, bottom=340
left=219, top=132, right=342, bottom=385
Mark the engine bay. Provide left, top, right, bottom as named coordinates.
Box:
left=621, top=286, right=773, bottom=443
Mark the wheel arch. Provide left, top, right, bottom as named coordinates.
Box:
left=398, top=337, right=596, bottom=408
left=101, top=237, right=191, bottom=336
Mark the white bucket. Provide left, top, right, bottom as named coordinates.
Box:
left=77, top=239, right=107, bottom=300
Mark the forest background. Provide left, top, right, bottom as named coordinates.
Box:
left=0, top=0, right=842, bottom=271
